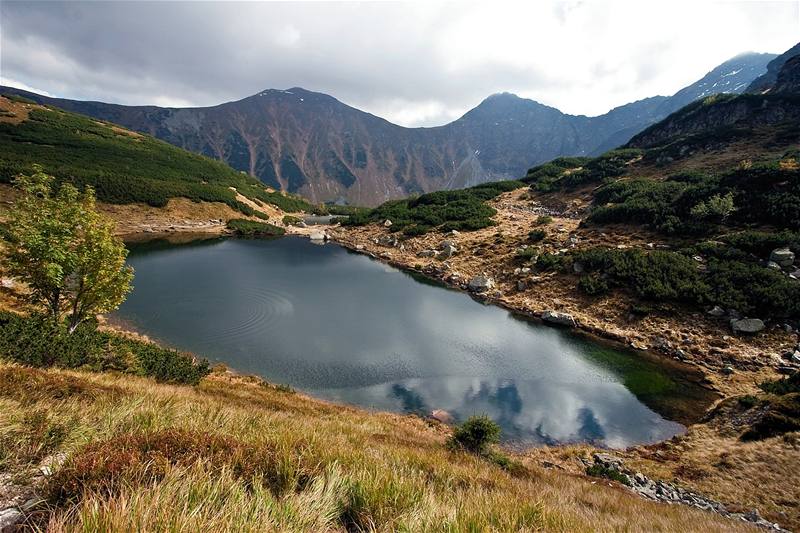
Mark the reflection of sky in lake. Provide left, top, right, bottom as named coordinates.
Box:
left=117, top=237, right=698, bottom=448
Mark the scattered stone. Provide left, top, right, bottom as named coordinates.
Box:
left=517, top=280, right=528, bottom=291
left=769, top=248, right=795, bottom=268
left=593, top=453, right=624, bottom=471
left=721, top=365, right=735, bottom=375
left=766, top=261, right=782, bottom=270
left=707, top=305, right=726, bottom=317
left=355, top=244, right=365, bottom=251
left=296, top=220, right=308, bottom=228
left=542, top=310, right=577, bottom=328
left=730, top=318, right=765, bottom=335
left=468, top=275, right=495, bottom=293
left=417, top=249, right=436, bottom=258
left=383, top=219, right=393, bottom=227
left=380, top=252, right=392, bottom=259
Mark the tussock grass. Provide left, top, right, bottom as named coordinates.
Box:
left=0, top=362, right=755, bottom=532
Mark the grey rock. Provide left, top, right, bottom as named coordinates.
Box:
left=572, top=261, right=584, bottom=274
left=593, top=453, right=624, bottom=470
left=721, top=365, right=735, bottom=375
left=542, top=310, right=577, bottom=327
left=769, top=248, right=795, bottom=267
left=383, top=219, right=393, bottom=227
left=517, top=280, right=528, bottom=291
left=707, top=305, right=726, bottom=317
left=468, top=275, right=495, bottom=293
left=417, top=249, right=436, bottom=258
left=0, top=508, right=24, bottom=532
left=436, top=241, right=458, bottom=259
left=377, top=235, right=398, bottom=247
left=767, top=261, right=782, bottom=270
left=730, top=318, right=765, bottom=334
left=309, top=231, right=327, bottom=241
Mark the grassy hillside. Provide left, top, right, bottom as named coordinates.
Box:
left=0, top=357, right=754, bottom=532
left=0, top=95, right=312, bottom=214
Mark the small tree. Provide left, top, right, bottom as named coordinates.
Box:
left=3, top=167, right=133, bottom=332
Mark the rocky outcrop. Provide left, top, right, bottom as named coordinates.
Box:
left=588, top=454, right=787, bottom=531
left=541, top=310, right=577, bottom=327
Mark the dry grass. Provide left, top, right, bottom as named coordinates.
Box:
left=0, top=361, right=758, bottom=532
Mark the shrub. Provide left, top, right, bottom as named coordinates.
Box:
left=536, top=252, right=565, bottom=271
left=226, top=219, right=286, bottom=237
left=448, top=415, right=501, bottom=454
left=515, top=247, right=538, bottom=263
left=0, top=312, right=210, bottom=385
left=528, top=229, right=546, bottom=242
left=535, top=215, right=553, bottom=226
left=0, top=106, right=310, bottom=215
left=585, top=464, right=631, bottom=486
left=342, top=181, right=523, bottom=234
left=282, top=215, right=302, bottom=226
left=578, top=274, right=609, bottom=296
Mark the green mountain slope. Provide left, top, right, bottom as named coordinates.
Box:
left=0, top=95, right=311, bottom=214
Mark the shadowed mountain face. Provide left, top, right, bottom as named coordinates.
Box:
left=747, top=43, right=800, bottom=94
left=1, top=53, right=774, bottom=206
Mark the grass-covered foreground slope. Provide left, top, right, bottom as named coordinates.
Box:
left=0, top=359, right=754, bottom=532
left=0, top=95, right=311, bottom=214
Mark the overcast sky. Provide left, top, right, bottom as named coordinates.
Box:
left=1, top=1, right=798, bottom=127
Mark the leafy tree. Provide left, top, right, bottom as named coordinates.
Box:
left=3, top=167, right=133, bottom=332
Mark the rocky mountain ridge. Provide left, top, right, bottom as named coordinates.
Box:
left=0, top=53, right=776, bottom=205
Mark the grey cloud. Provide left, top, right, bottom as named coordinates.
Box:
left=1, top=1, right=796, bottom=126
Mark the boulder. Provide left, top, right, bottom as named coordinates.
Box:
left=707, top=305, right=726, bottom=317
left=383, top=219, right=393, bottom=227
left=468, top=275, right=494, bottom=293
left=542, top=310, right=577, bottom=327
left=438, top=240, right=456, bottom=250
left=767, top=261, right=782, bottom=270
left=377, top=235, right=398, bottom=247
left=430, top=409, right=454, bottom=424
left=309, top=231, right=327, bottom=241
left=437, top=243, right=457, bottom=260
left=730, top=318, right=765, bottom=334
left=769, top=248, right=795, bottom=267
left=417, top=249, right=436, bottom=258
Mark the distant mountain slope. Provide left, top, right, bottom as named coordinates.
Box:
left=0, top=53, right=774, bottom=206
left=628, top=50, right=800, bottom=151
left=0, top=95, right=310, bottom=214
left=747, top=43, right=800, bottom=93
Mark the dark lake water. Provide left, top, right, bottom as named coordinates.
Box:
left=115, top=236, right=715, bottom=448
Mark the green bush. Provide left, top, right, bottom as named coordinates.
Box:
left=226, top=219, right=286, bottom=237
left=0, top=312, right=209, bottom=385
left=535, top=215, right=553, bottom=226
left=0, top=106, right=311, bottom=214
left=515, top=247, right=538, bottom=263
left=585, top=464, right=630, bottom=486
left=524, top=150, right=642, bottom=192
left=448, top=415, right=501, bottom=454
left=570, top=247, right=800, bottom=319
left=282, top=215, right=302, bottom=226
left=588, top=165, right=800, bottom=234
left=578, top=274, right=609, bottom=296
left=535, top=252, right=565, bottom=271
left=342, top=181, right=523, bottom=234
left=528, top=229, right=546, bottom=242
